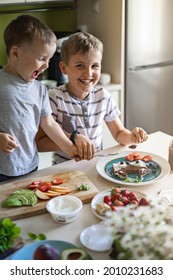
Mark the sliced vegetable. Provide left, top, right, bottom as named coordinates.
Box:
left=76, top=184, right=89, bottom=191
left=2, top=190, right=38, bottom=207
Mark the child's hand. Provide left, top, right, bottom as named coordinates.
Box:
left=74, top=134, right=95, bottom=160
left=66, top=144, right=80, bottom=159
left=130, top=127, right=148, bottom=144
left=0, top=132, right=18, bottom=153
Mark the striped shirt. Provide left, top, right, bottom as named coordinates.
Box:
left=49, top=84, right=121, bottom=164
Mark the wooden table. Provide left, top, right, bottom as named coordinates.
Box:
left=1, top=131, right=173, bottom=260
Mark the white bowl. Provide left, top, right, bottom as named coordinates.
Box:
left=46, top=195, right=83, bottom=224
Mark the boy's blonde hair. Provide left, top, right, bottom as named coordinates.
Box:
left=61, top=32, right=103, bottom=65
left=4, top=14, right=57, bottom=56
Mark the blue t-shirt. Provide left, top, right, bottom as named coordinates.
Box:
left=0, top=69, right=52, bottom=176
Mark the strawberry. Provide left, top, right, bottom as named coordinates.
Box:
left=138, top=197, right=149, bottom=206
left=111, top=205, right=117, bottom=212
left=125, top=153, right=134, bottom=161
left=120, top=196, right=129, bottom=205
left=128, top=192, right=138, bottom=201
left=31, top=181, right=42, bottom=185
left=38, top=182, right=52, bottom=192
left=142, top=155, right=153, bottom=162
left=113, top=187, right=121, bottom=193
left=132, top=152, right=141, bottom=157
left=111, top=193, right=122, bottom=202
left=134, top=155, right=143, bottom=160
left=120, top=190, right=129, bottom=197
left=28, top=184, right=38, bottom=189
left=131, top=200, right=138, bottom=204
left=104, top=195, right=112, bottom=204
left=114, top=200, right=124, bottom=207
left=52, top=178, right=64, bottom=185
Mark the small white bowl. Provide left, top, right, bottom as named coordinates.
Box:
left=46, top=195, right=83, bottom=224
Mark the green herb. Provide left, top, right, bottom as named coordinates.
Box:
left=77, top=184, right=89, bottom=191
left=27, top=232, right=47, bottom=240
left=0, top=218, right=21, bottom=252
left=124, top=176, right=143, bottom=183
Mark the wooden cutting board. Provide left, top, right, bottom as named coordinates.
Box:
left=0, top=170, right=99, bottom=221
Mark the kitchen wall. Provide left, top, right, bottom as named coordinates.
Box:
left=0, top=2, right=76, bottom=65
left=76, top=0, right=124, bottom=85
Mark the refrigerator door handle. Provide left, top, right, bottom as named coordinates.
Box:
left=128, top=60, right=173, bottom=71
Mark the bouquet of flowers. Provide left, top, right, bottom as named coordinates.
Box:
left=107, top=200, right=173, bottom=260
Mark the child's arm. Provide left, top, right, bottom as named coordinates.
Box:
left=0, top=132, right=18, bottom=153
left=35, top=126, right=61, bottom=152
left=39, top=115, right=78, bottom=159
left=105, top=117, right=148, bottom=146
left=39, top=115, right=94, bottom=160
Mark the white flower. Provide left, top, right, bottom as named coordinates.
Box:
left=108, top=200, right=173, bottom=259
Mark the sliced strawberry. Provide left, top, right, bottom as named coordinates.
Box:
left=38, top=182, right=52, bottom=192
left=125, top=153, right=135, bottom=161
left=31, top=181, right=42, bottom=185
left=142, top=155, right=153, bottom=162
left=28, top=184, right=38, bottom=189
left=132, top=152, right=141, bottom=157
left=52, top=178, right=64, bottom=185
left=134, top=155, right=143, bottom=160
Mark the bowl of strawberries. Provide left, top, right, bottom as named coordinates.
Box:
left=91, top=187, right=150, bottom=220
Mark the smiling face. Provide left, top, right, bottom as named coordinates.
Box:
left=60, top=49, right=102, bottom=99
left=6, top=39, right=56, bottom=82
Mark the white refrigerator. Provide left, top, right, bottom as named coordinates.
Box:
left=125, top=0, right=173, bottom=135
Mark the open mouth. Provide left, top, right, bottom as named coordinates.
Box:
left=33, top=71, right=39, bottom=79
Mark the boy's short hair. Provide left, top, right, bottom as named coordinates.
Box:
left=61, top=32, right=103, bottom=64
left=4, top=14, right=56, bottom=56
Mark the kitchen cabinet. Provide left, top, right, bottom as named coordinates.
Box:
left=102, top=84, right=122, bottom=149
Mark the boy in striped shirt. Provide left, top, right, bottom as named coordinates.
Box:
left=36, top=32, right=148, bottom=164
